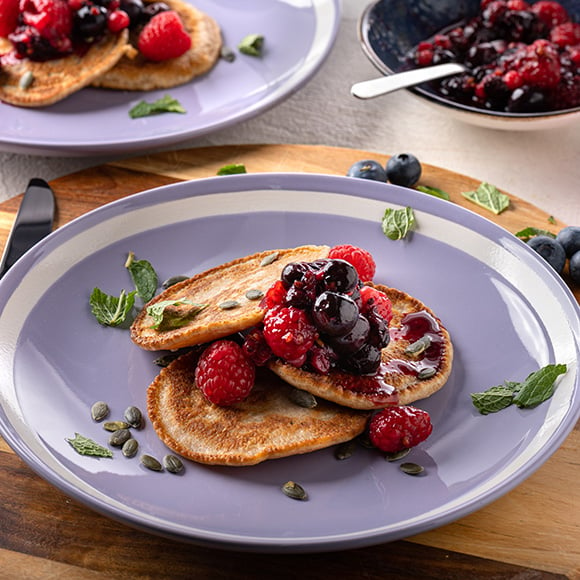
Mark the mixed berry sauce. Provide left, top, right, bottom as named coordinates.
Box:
left=405, top=0, right=580, bottom=113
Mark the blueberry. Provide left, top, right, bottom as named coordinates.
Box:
left=385, top=153, right=422, bottom=187
left=347, top=160, right=387, bottom=182
left=527, top=235, right=566, bottom=274
left=312, top=291, right=359, bottom=336
left=556, top=226, right=580, bottom=258
left=569, top=251, right=580, bottom=285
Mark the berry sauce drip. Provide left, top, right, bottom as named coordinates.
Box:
left=386, top=311, right=445, bottom=378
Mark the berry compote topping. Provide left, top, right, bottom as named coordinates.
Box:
left=242, top=250, right=392, bottom=382
left=405, top=0, right=580, bottom=113
left=3, top=0, right=171, bottom=62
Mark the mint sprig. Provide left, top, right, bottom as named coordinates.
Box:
left=514, top=227, right=556, bottom=242
left=125, top=252, right=158, bottom=303
left=471, top=364, right=567, bottom=414
left=90, top=287, right=136, bottom=327
left=129, top=95, right=186, bottom=119
left=416, top=185, right=450, bottom=201
left=147, top=299, right=208, bottom=330
left=462, top=182, right=510, bottom=215
left=382, top=207, right=415, bottom=240
left=66, top=433, right=113, bottom=458
left=217, top=163, right=247, bottom=176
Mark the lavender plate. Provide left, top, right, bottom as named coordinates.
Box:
left=0, top=173, right=578, bottom=552
left=0, top=0, right=339, bottom=156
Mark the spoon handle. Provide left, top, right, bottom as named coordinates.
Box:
left=351, top=63, right=466, bottom=99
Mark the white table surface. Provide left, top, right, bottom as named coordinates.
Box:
left=1, top=1, right=579, bottom=225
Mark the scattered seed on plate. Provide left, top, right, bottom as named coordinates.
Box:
left=334, top=440, right=357, bottom=460
left=103, top=421, right=130, bottom=432
left=161, top=275, right=189, bottom=290
left=163, top=454, right=184, bottom=474
left=282, top=480, right=308, bottom=501
left=90, top=401, right=109, bottom=422
left=141, top=454, right=163, bottom=472
left=124, top=406, right=143, bottom=429
left=220, top=45, right=236, bottom=62
left=399, top=462, right=425, bottom=476
left=109, top=428, right=131, bottom=447
left=384, top=448, right=410, bottom=462
left=122, top=438, right=139, bottom=458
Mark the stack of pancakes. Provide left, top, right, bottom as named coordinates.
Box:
left=0, top=0, right=221, bottom=107
left=132, top=246, right=454, bottom=466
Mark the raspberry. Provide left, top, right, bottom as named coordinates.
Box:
left=0, top=0, right=19, bottom=37
left=517, top=39, right=561, bottom=89
left=19, top=0, right=72, bottom=53
left=195, top=340, right=255, bottom=406
left=530, top=1, right=569, bottom=28
left=137, top=10, right=191, bottom=62
left=506, top=0, right=529, bottom=9
left=261, top=279, right=288, bottom=310
left=328, top=245, right=376, bottom=282
left=369, top=406, right=433, bottom=453
left=503, top=69, right=523, bottom=89
left=262, top=306, right=318, bottom=366
left=242, top=327, right=273, bottom=366
left=359, top=285, right=393, bottom=325
left=550, top=22, right=580, bottom=48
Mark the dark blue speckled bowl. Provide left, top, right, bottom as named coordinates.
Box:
left=359, top=0, right=580, bottom=129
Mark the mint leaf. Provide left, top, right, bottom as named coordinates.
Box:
left=147, top=299, right=208, bottom=330
left=125, top=252, right=158, bottom=302
left=90, top=287, right=136, bottom=326
left=66, top=433, right=113, bottom=458
left=416, top=185, right=450, bottom=201
left=238, top=34, right=264, bottom=56
left=514, top=227, right=555, bottom=241
left=217, top=163, right=247, bottom=176
left=382, top=207, right=415, bottom=240
left=470, top=385, right=515, bottom=415
left=462, top=182, right=510, bottom=215
left=513, top=364, right=567, bottom=408
left=129, top=95, right=186, bottom=119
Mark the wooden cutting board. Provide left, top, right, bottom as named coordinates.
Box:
left=0, top=144, right=578, bottom=580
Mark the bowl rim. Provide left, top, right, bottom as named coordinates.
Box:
left=358, top=0, right=580, bottom=120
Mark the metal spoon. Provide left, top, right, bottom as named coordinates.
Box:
left=351, top=62, right=466, bottom=100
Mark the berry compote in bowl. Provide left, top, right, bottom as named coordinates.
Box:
left=358, top=0, right=580, bottom=130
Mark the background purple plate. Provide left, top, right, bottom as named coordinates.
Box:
left=0, top=173, right=578, bottom=552
left=0, top=0, right=340, bottom=156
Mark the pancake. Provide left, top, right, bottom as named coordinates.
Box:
left=0, top=30, right=130, bottom=108
left=130, top=245, right=331, bottom=352
left=147, top=350, right=369, bottom=466
left=92, top=0, right=221, bottom=91
left=269, top=284, right=453, bottom=410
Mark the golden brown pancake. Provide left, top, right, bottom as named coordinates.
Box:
left=269, top=284, right=453, bottom=410
left=92, top=0, right=222, bottom=91
left=0, top=30, right=130, bottom=108
left=147, top=351, right=369, bottom=466
left=130, top=245, right=331, bottom=352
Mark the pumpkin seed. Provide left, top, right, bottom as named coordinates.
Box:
left=418, top=367, right=436, bottom=380
left=163, top=454, right=184, bottom=474
left=245, top=289, right=264, bottom=301
left=405, top=336, right=431, bottom=357
left=356, top=432, right=375, bottom=449
left=218, top=300, right=240, bottom=310
left=399, top=462, right=425, bottom=476
left=121, top=438, right=139, bottom=458
left=124, top=406, right=143, bottom=429
left=19, top=71, right=34, bottom=90
left=103, top=421, right=130, bottom=432
left=282, top=481, right=308, bottom=501
left=260, top=252, right=279, bottom=267
left=384, top=448, right=410, bottom=462
left=289, top=388, right=317, bottom=409
left=141, top=454, right=163, bottom=472
left=91, top=401, right=109, bottom=422
left=109, top=428, right=131, bottom=447
left=334, top=440, right=357, bottom=460
left=161, top=275, right=188, bottom=290
left=220, top=45, right=236, bottom=62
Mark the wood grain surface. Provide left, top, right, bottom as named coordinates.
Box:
left=0, top=145, right=578, bottom=580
